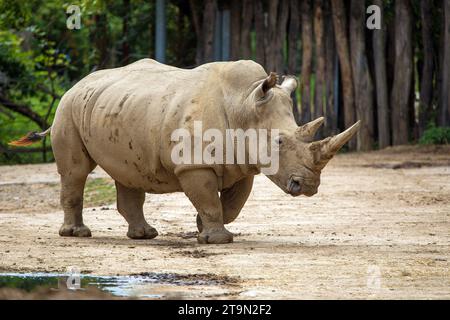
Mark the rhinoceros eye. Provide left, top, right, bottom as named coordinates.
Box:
left=274, top=136, right=283, bottom=145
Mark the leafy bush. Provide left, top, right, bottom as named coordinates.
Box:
left=419, top=126, right=450, bottom=145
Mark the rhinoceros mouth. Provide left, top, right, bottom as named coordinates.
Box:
left=287, top=176, right=302, bottom=196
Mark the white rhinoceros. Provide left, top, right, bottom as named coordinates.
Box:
left=10, top=59, right=359, bottom=244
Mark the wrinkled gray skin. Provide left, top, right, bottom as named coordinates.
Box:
left=48, top=59, right=359, bottom=244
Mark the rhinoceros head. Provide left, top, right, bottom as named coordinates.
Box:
left=247, top=72, right=360, bottom=197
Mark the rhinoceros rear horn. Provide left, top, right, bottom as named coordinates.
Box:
left=321, top=121, right=361, bottom=156
left=296, top=117, right=325, bottom=141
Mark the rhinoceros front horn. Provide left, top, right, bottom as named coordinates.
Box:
left=296, top=117, right=325, bottom=141
left=321, top=121, right=361, bottom=156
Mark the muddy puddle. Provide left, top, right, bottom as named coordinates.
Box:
left=0, top=272, right=239, bottom=299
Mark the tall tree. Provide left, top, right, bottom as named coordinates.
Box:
left=439, top=0, right=450, bottom=126
left=418, top=0, right=434, bottom=133
left=372, top=0, right=390, bottom=148
left=288, top=0, right=300, bottom=124
left=313, top=0, right=326, bottom=122
left=331, top=0, right=355, bottom=149
left=324, top=0, right=337, bottom=135
left=240, top=0, right=254, bottom=59
left=391, top=0, right=413, bottom=145
left=300, top=0, right=313, bottom=124
left=121, top=0, right=131, bottom=65
left=91, top=13, right=109, bottom=69
left=230, top=0, right=241, bottom=60
left=266, top=0, right=289, bottom=74
left=203, top=0, right=216, bottom=63
left=254, top=0, right=266, bottom=67
left=189, top=0, right=203, bottom=64
left=288, top=0, right=299, bottom=75
left=350, top=0, right=374, bottom=150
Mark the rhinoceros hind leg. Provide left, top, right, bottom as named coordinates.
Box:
left=53, top=125, right=96, bottom=238
left=115, top=181, right=158, bottom=239
left=58, top=173, right=93, bottom=237
left=178, top=169, right=233, bottom=244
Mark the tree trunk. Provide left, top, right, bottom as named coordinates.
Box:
left=230, top=0, right=241, bottom=60
left=418, top=0, right=434, bottom=133
left=254, top=0, right=266, bottom=67
left=330, top=0, right=355, bottom=149
left=189, top=0, right=203, bottom=64
left=350, top=0, right=374, bottom=151
left=372, top=0, right=390, bottom=148
left=391, top=0, right=413, bottom=145
left=266, top=1, right=289, bottom=74
left=324, top=0, right=337, bottom=135
left=314, top=0, right=326, bottom=122
left=288, top=0, right=300, bottom=125
left=122, top=0, right=130, bottom=65
left=240, top=0, right=254, bottom=60
left=300, top=0, right=313, bottom=124
left=266, top=0, right=279, bottom=72
left=288, top=0, right=299, bottom=75
left=276, top=0, right=289, bottom=74
left=439, top=0, right=450, bottom=126
left=203, top=0, right=216, bottom=63
left=92, top=14, right=109, bottom=69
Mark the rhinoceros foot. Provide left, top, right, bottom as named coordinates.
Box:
left=59, top=224, right=92, bottom=237
left=127, top=224, right=158, bottom=239
left=197, top=227, right=233, bottom=244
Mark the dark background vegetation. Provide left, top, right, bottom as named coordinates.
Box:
left=0, top=0, right=449, bottom=164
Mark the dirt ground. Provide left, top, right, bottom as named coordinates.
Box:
left=0, top=145, right=449, bottom=299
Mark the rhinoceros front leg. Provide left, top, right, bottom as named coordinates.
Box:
left=196, top=176, right=254, bottom=232
left=115, top=181, right=158, bottom=239
left=178, top=169, right=233, bottom=244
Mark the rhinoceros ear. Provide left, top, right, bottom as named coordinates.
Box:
left=254, top=72, right=277, bottom=103
left=281, top=76, right=298, bottom=93
left=262, top=72, right=277, bottom=94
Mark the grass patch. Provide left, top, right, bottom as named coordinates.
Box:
left=83, top=178, right=116, bottom=207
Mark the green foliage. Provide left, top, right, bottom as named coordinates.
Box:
left=0, top=0, right=33, bottom=29
left=0, top=31, right=35, bottom=92
left=0, top=27, right=71, bottom=164
left=419, top=126, right=450, bottom=145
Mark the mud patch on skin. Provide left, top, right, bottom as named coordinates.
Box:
left=118, top=93, right=130, bottom=109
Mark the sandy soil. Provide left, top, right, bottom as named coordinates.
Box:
left=0, top=145, right=449, bottom=299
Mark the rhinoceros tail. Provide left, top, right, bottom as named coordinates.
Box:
left=8, top=127, right=51, bottom=146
